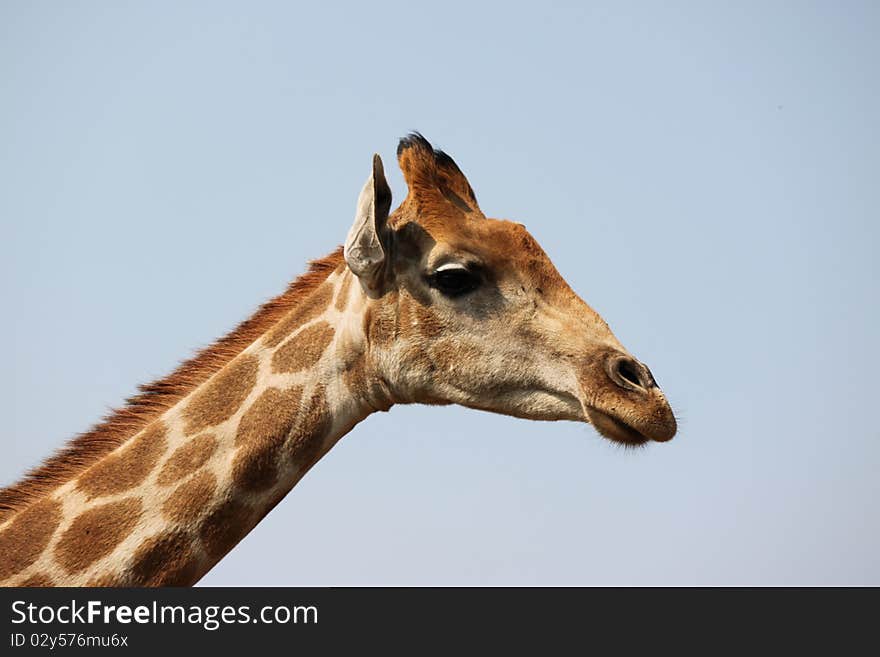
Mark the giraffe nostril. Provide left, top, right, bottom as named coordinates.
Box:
left=617, top=360, right=642, bottom=388
left=608, top=355, right=656, bottom=392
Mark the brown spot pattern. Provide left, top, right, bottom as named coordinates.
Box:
left=182, top=354, right=259, bottom=436
left=163, top=471, right=217, bottom=526
left=398, top=295, right=413, bottom=333
left=18, top=573, right=56, bottom=587
left=157, top=433, right=218, bottom=486
left=366, top=294, right=398, bottom=347
left=0, top=248, right=344, bottom=527
left=0, top=498, right=62, bottom=580
left=233, top=386, right=303, bottom=492
left=199, top=500, right=254, bottom=559
left=402, top=345, right=435, bottom=380
left=129, top=530, right=200, bottom=587
left=55, top=498, right=142, bottom=575
left=232, top=452, right=277, bottom=493
left=342, top=351, right=368, bottom=400
left=77, top=421, right=168, bottom=498
left=287, top=386, right=332, bottom=472
left=429, top=338, right=482, bottom=375
left=264, top=282, right=334, bottom=348
left=86, top=574, right=123, bottom=587
left=413, top=303, right=444, bottom=339
left=335, top=273, right=352, bottom=312
left=271, top=322, right=335, bottom=374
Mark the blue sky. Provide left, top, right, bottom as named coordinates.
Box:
left=1, top=1, right=878, bottom=584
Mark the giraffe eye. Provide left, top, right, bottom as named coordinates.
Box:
left=430, top=265, right=480, bottom=297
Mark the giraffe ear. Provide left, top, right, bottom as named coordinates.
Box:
left=344, top=153, right=393, bottom=290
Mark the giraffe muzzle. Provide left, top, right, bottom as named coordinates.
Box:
left=581, top=352, right=677, bottom=446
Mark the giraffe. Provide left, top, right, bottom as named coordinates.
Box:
left=0, top=133, right=676, bottom=587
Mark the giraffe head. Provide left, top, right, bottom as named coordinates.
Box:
left=344, top=134, right=676, bottom=446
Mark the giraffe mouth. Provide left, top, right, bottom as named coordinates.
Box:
left=585, top=407, right=652, bottom=446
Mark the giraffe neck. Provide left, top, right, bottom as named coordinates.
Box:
left=0, top=265, right=388, bottom=586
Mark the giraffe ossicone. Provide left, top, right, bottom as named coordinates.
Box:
left=0, top=133, right=676, bottom=587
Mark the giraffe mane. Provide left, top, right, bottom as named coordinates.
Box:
left=0, top=246, right=345, bottom=523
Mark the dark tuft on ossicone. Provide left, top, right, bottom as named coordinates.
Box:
left=397, top=132, right=478, bottom=206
